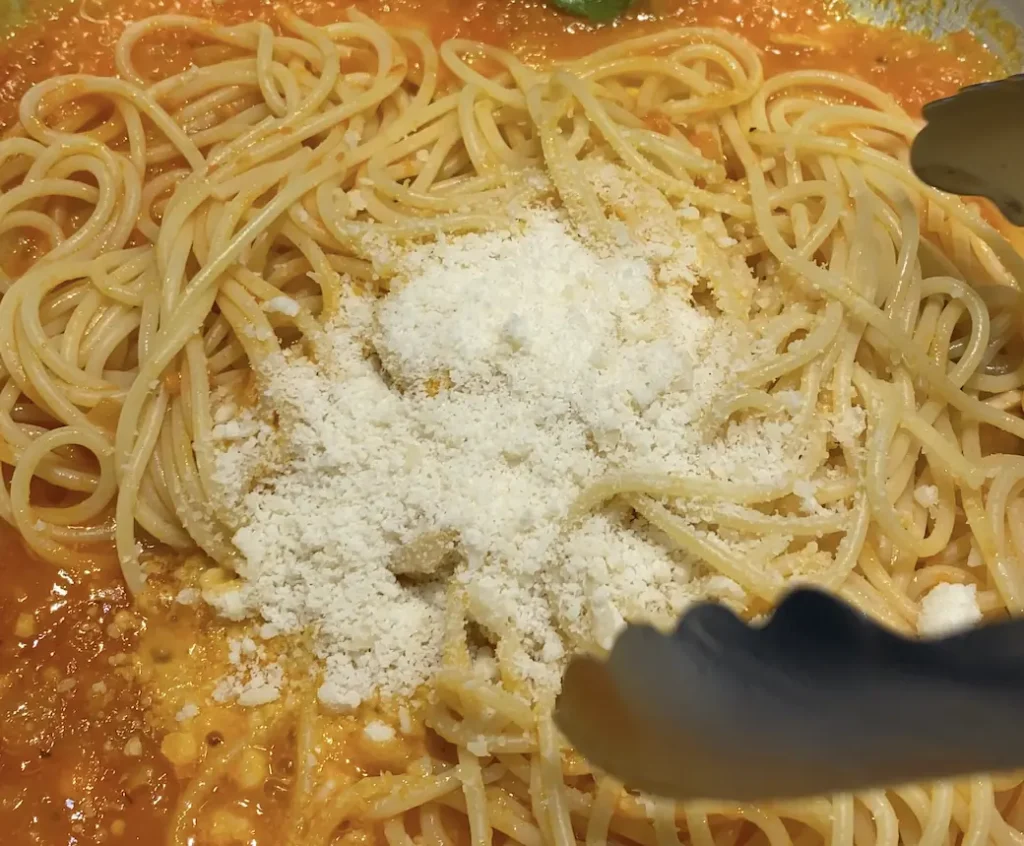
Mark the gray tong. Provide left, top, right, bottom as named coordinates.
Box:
left=555, top=77, right=1024, bottom=802
left=556, top=588, right=1024, bottom=802
left=910, top=73, right=1024, bottom=225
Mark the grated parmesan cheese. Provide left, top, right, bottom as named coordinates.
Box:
left=209, top=210, right=806, bottom=709
left=363, top=720, right=396, bottom=743
left=918, top=583, right=982, bottom=636
left=210, top=419, right=259, bottom=442
left=913, top=485, right=940, bottom=508
left=212, top=637, right=285, bottom=706
left=264, top=296, right=300, bottom=317
left=832, top=405, right=866, bottom=443
left=347, top=189, right=367, bottom=212
left=792, top=479, right=823, bottom=514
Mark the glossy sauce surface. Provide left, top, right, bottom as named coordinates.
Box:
left=0, top=0, right=1005, bottom=128
left=0, top=526, right=178, bottom=843
left=0, top=0, right=1012, bottom=843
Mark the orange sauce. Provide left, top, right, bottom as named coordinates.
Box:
left=0, top=0, right=1005, bottom=130
left=0, top=1, right=1013, bottom=844
left=0, top=523, right=178, bottom=843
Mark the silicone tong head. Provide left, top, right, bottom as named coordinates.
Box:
left=910, top=74, right=1024, bottom=225
left=555, top=588, right=1024, bottom=802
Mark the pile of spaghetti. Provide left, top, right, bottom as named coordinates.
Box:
left=2, top=7, right=1024, bottom=846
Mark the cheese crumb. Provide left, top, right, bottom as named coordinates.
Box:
left=175, top=588, right=199, bottom=606
left=914, top=485, right=940, bottom=508
left=176, top=703, right=199, bottom=722
left=793, top=479, right=825, bottom=515
left=918, top=583, right=982, bottom=636
left=264, top=296, right=300, bottom=317
left=210, top=419, right=259, bottom=442
left=363, top=720, right=396, bottom=743
left=832, top=405, right=866, bottom=442
left=347, top=189, right=367, bottom=212
left=204, top=587, right=250, bottom=620
left=213, top=638, right=285, bottom=706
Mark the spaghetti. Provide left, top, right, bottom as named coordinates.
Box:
left=1, top=7, right=1024, bottom=846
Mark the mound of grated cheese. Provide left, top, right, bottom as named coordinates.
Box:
left=210, top=209, right=804, bottom=710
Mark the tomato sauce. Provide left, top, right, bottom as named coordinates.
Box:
left=0, top=0, right=1012, bottom=843
left=0, top=0, right=1005, bottom=130
left=0, top=523, right=178, bottom=843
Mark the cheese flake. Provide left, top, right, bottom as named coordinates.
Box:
left=918, top=583, right=982, bottom=636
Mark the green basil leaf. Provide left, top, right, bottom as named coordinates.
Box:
left=549, top=0, right=635, bottom=23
